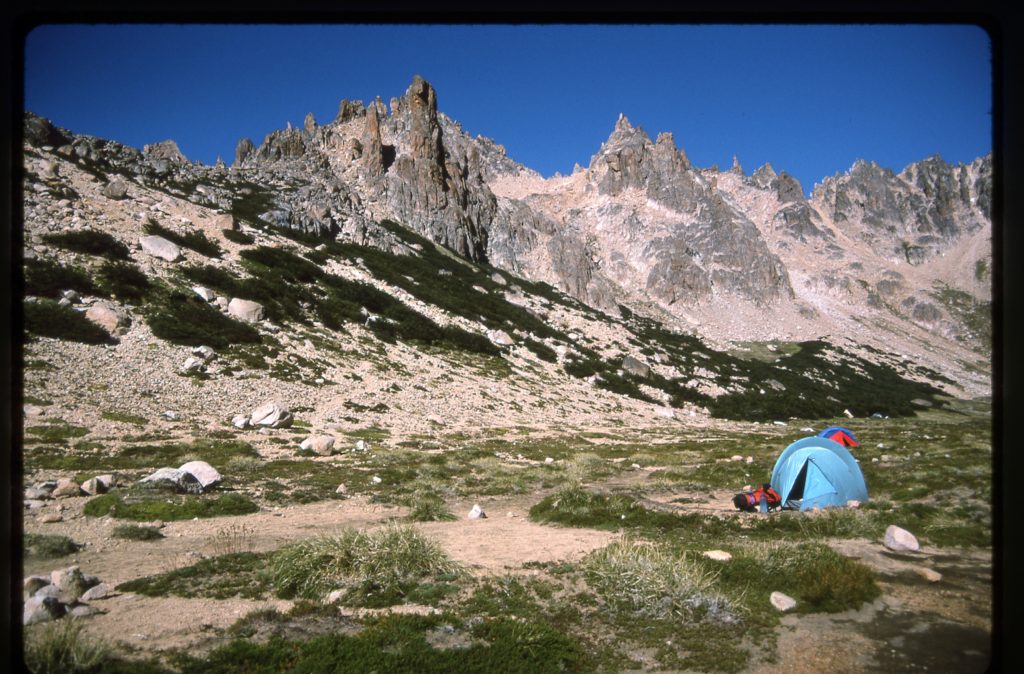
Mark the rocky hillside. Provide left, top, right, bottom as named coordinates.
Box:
left=21, top=75, right=991, bottom=446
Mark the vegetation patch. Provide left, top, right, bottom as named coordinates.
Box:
left=97, top=260, right=153, bottom=302
left=111, top=524, right=165, bottom=541
left=144, top=220, right=223, bottom=258
left=118, top=551, right=272, bottom=599
left=24, top=533, right=83, bottom=558
left=271, top=524, right=462, bottom=606
left=222, top=228, right=255, bottom=245
left=145, top=291, right=262, bottom=348
left=41, top=229, right=130, bottom=260
left=25, top=299, right=115, bottom=344
left=24, top=420, right=90, bottom=444
left=101, top=410, right=148, bottom=426
left=24, top=258, right=99, bottom=299
left=82, top=492, right=259, bottom=521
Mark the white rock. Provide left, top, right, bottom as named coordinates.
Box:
left=232, top=414, right=250, bottom=429
left=192, top=345, right=216, bottom=361
left=335, top=484, right=348, bottom=495
left=544, top=457, right=554, bottom=464
left=745, top=456, right=754, bottom=464
left=770, top=591, right=797, bottom=612
left=178, top=460, right=222, bottom=489
left=193, top=286, right=216, bottom=302
left=355, top=440, right=367, bottom=452
left=655, top=406, right=675, bottom=418
left=182, top=356, right=205, bottom=374
left=801, top=427, right=814, bottom=432
left=846, top=500, right=861, bottom=508
left=326, top=590, right=346, bottom=603
left=250, top=400, right=292, bottom=428
left=39, top=512, right=63, bottom=523
left=300, top=435, right=336, bottom=456
left=631, top=463, right=642, bottom=470
left=843, top=409, right=854, bottom=418
left=24, top=596, right=64, bottom=625
left=468, top=504, right=487, bottom=519
left=488, top=329, right=514, bottom=346
left=139, top=235, right=181, bottom=262
left=228, top=298, right=265, bottom=323
left=772, top=420, right=787, bottom=426
left=730, top=455, right=744, bottom=462
left=883, top=525, right=920, bottom=552
left=161, top=411, right=178, bottom=420
left=140, top=467, right=202, bottom=494
left=51, top=478, right=82, bottom=498
left=703, top=550, right=732, bottom=562
left=917, top=567, right=942, bottom=583
left=371, top=475, right=382, bottom=484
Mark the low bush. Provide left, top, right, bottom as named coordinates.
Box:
left=144, top=220, right=222, bottom=258
left=24, top=533, right=82, bottom=558
left=24, top=258, right=97, bottom=299
left=24, top=300, right=114, bottom=344
left=97, top=260, right=152, bottom=302
left=24, top=619, right=111, bottom=674
left=41, top=229, right=130, bottom=260
left=222, top=228, right=254, bottom=245
left=406, top=492, right=457, bottom=522
left=117, top=551, right=272, bottom=599
left=145, top=292, right=261, bottom=348
left=111, top=525, right=165, bottom=541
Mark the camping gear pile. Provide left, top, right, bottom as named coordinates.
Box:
left=734, top=426, right=869, bottom=512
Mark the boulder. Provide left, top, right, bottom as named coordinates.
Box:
left=85, top=301, right=130, bottom=336
left=231, top=414, right=250, bottom=429
left=487, top=329, right=514, bottom=346
left=95, top=475, right=116, bottom=491
left=916, top=567, right=942, bottom=583
left=703, top=550, right=732, bottom=562
left=24, top=576, right=51, bottom=596
left=468, top=504, right=487, bottom=520
left=884, top=525, right=920, bottom=552
left=178, top=460, right=222, bottom=489
left=770, top=591, right=797, bottom=612
left=68, top=604, right=106, bottom=618
left=490, top=272, right=507, bottom=286
left=101, top=179, right=129, bottom=200
left=192, top=345, right=216, bottom=361
left=621, top=355, right=651, bottom=379
left=250, top=401, right=292, bottom=428
left=300, top=435, right=336, bottom=456
left=24, top=486, right=51, bottom=500
left=140, top=467, right=203, bottom=494
left=24, top=595, right=65, bottom=625
left=80, top=477, right=107, bottom=496
left=193, top=286, right=217, bottom=302
left=139, top=235, right=182, bottom=262
left=182, top=356, right=206, bottom=374
left=80, top=583, right=113, bottom=601
left=51, top=478, right=82, bottom=498
left=228, top=298, right=265, bottom=323
left=51, top=566, right=91, bottom=603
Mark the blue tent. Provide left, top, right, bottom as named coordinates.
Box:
left=770, top=437, right=869, bottom=510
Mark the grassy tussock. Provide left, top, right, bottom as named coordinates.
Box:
left=24, top=533, right=82, bottom=558
left=24, top=620, right=111, bottom=674
left=271, top=524, right=461, bottom=604
left=583, top=539, right=736, bottom=623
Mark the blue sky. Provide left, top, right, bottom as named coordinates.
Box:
left=24, top=24, right=992, bottom=195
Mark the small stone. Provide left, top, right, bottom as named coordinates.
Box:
left=24, top=596, right=65, bottom=625
left=468, top=504, right=487, bottom=520
left=232, top=414, right=250, bottom=429
left=39, top=512, right=63, bottom=523
left=228, top=298, right=265, bottom=323
left=24, top=576, right=51, bottom=596
left=178, top=460, right=222, bottom=489
left=745, top=456, right=754, bottom=464
left=193, top=286, right=216, bottom=302
left=139, top=235, right=181, bottom=262
left=335, top=484, right=348, bottom=495
left=772, top=420, right=787, bottom=426
left=730, top=455, right=744, bottom=462
left=326, top=590, right=345, bottom=604
left=884, top=525, right=921, bottom=552
left=631, top=463, right=642, bottom=470
left=300, top=435, right=336, bottom=456
left=69, top=604, right=106, bottom=618
left=371, top=475, right=382, bottom=484
left=544, top=457, right=554, bottom=464
left=770, top=591, right=797, bottom=611
left=355, top=439, right=367, bottom=452
left=161, top=411, right=178, bottom=420
left=846, top=500, right=861, bottom=508
left=703, top=550, right=732, bottom=562
left=916, top=567, right=942, bottom=583
left=843, top=409, right=854, bottom=418
left=192, top=345, right=216, bottom=361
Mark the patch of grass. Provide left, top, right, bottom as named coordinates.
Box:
left=118, top=551, right=273, bottom=599
left=24, top=618, right=113, bottom=674
left=25, top=299, right=115, bottom=344
left=41, top=229, right=131, bottom=260
left=145, top=291, right=262, bottom=348
left=111, top=524, right=165, bottom=541
left=176, top=613, right=584, bottom=674
left=100, top=410, right=148, bottom=426
left=83, top=492, right=259, bottom=521
left=25, top=420, right=90, bottom=444
left=24, top=533, right=83, bottom=558
left=529, top=485, right=700, bottom=533
left=24, top=257, right=98, bottom=298
left=583, top=538, right=736, bottom=622
left=405, top=492, right=457, bottom=522
left=271, top=524, right=462, bottom=605
left=144, top=220, right=223, bottom=258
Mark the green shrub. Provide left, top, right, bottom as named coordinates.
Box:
left=41, top=229, right=130, bottom=260
left=406, top=492, right=457, bottom=522
left=144, top=220, right=222, bottom=258
left=222, top=228, right=254, bottom=245
left=97, top=260, right=152, bottom=302
left=117, top=552, right=272, bottom=599
left=112, top=524, right=165, bottom=541
left=24, top=258, right=97, bottom=298
left=24, top=533, right=82, bottom=558
left=271, top=524, right=462, bottom=604
left=24, top=300, right=114, bottom=344
left=145, top=292, right=261, bottom=348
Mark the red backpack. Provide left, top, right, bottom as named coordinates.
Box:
left=733, top=484, right=782, bottom=512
